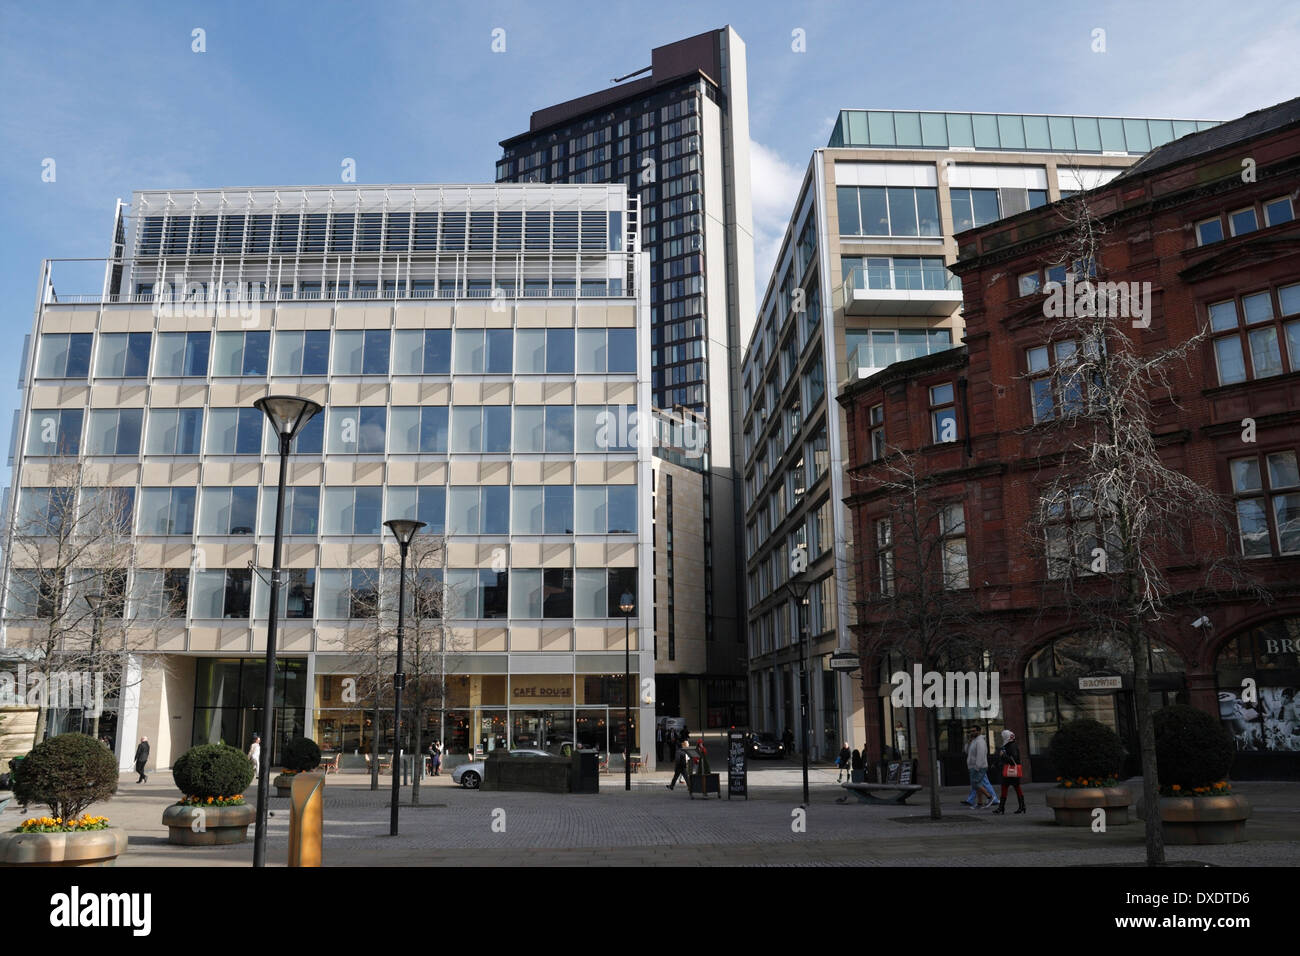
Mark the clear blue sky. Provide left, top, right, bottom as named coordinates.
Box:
left=1, top=0, right=1296, bottom=465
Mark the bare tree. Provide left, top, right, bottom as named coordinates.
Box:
left=343, top=535, right=458, bottom=803
left=1020, top=192, right=1261, bottom=865
left=2, top=456, right=150, bottom=743
left=849, top=443, right=1005, bottom=820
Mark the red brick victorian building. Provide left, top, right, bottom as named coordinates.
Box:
left=841, top=98, right=1300, bottom=783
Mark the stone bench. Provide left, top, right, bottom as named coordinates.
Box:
left=836, top=759, right=922, bottom=805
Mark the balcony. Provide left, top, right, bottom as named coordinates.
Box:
left=839, top=265, right=963, bottom=317
left=843, top=333, right=959, bottom=382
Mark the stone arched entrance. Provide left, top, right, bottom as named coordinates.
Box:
left=1023, top=631, right=1186, bottom=780
left=1214, top=615, right=1300, bottom=779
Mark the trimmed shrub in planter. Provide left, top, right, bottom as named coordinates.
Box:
left=282, top=737, right=321, bottom=772
left=1045, top=719, right=1130, bottom=826
left=11, top=733, right=117, bottom=821
left=173, top=743, right=254, bottom=799
left=166, top=744, right=255, bottom=846
left=1145, top=704, right=1249, bottom=844
left=274, top=737, right=322, bottom=796
left=1153, top=704, right=1234, bottom=792
left=1049, top=719, right=1126, bottom=780
left=1, top=734, right=126, bottom=867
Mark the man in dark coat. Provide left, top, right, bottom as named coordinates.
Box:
left=665, top=739, right=690, bottom=791
left=134, top=737, right=150, bottom=783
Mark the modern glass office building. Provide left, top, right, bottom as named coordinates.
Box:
left=496, top=27, right=754, bottom=728
left=1, top=183, right=655, bottom=771
left=740, top=111, right=1217, bottom=759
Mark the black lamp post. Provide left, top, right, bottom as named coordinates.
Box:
left=251, top=395, right=322, bottom=869
left=619, top=591, right=635, bottom=791
left=785, top=547, right=812, bottom=808
left=84, top=592, right=104, bottom=737
left=384, top=518, right=425, bottom=836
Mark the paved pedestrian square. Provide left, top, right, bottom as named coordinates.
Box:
left=5, top=762, right=1295, bottom=866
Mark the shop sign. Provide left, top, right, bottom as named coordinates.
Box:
left=1079, top=671, right=1123, bottom=692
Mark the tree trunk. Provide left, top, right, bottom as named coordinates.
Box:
left=411, top=704, right=423, bottom=805
left=1131, top=621, right=1165, bottom=865
left=926, top=707, right=943, bottom=820
left=33, top=705, right=48, bottom=745
left=370, top=695, right=381, bottom=792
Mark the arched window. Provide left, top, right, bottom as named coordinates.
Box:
left=1215, top=617, right=1300, bottom=754
left=1023, top=631, right=1184, bottom=767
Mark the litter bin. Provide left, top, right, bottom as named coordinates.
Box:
left=572, top=750, right=600, bottom=794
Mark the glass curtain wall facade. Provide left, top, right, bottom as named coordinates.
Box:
left=2, top=183, right=655, bottom=769
left=496, top=27, right=754, bottom=728
left=739, top=112, right=1207, bottom=760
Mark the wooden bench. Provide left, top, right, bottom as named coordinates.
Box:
left=319, top=753, right=341, bottom=774
left=837, top=759, right=923, bottom=805
left=364, top=754, right=392, bottom=774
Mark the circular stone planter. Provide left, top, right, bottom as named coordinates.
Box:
left=273, top=773, right=298, bottom=798
left=1045, top=786, right=1131, bottom=826
left=163, top=803, right=255, bottom=846
left=1143, top=794, right=1251, bottom=845
left=0, top=828, right=128, bottom=867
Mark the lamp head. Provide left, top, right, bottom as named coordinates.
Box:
left=384, top=518, right=426, bottom=547
left=84, top=592, right=105, bottom=612
left=254, top=395, right=323, bottom=440
left=619, top=592, right=635, bottom=615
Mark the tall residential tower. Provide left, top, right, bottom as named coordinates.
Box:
left=497, top=28, right=754, bottom=727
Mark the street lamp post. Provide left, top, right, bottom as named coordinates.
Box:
left=84, top=592, right=104, bottom=737
left=384, top=518, right=425, bottom=837
left=620, top=592, right=635, bottom=792
left=251, top=395, right=322, bottom=869
left=785, top=546, right=812, bottom=808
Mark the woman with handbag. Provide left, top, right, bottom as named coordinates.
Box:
left=993, top=729, right=1026, bottom=814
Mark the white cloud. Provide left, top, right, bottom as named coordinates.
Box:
left=1125, top=19, right=1300, bottom=121
left=749, top=140, right=805, bottom=301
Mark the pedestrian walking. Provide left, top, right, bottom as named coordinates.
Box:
left=656, top=721, right=665, bottom=762
left=666, top=739, right=690, bottom=790
left=133, top=736, right=149, bottom=783
left=992, top=730, right=1026, bottom=814
left=963, top=727, right=997, bottom=809
left=836, top=743, right=851, bottom=783
left=248, top=733, right=261, bottom=777
left=432, top=741, right=442, bottom=776
left=782, top=727, right=794, bottom=757
left=850, top=748, right=864, bottom=784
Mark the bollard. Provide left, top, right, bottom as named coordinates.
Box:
left=288, top=772, right=325, bottom=867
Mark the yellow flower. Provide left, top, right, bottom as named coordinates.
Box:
left=1172, top=784, right=1180, bottom=792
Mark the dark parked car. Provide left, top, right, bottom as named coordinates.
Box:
left=748, top=732, right=785, bottom=759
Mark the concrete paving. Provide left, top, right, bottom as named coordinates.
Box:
left=4, top=762, right=1296, bottom=866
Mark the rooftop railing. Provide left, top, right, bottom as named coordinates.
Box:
left=37, top=257, right=637, bottom=307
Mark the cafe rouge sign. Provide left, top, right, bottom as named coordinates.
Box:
left=511, top=675, right=575, bottom=704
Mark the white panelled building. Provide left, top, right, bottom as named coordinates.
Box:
left=1, top=183, right=656, bottom=772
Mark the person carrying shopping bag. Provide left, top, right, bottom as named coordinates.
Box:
left=992, top=730, right=1027, bottom=814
